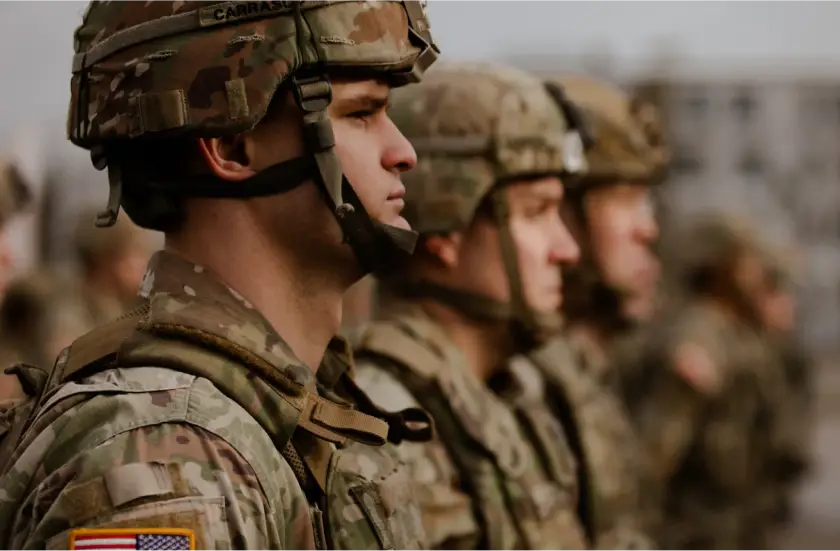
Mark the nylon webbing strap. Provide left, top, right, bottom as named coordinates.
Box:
left=297, top=393, right=389, bottom=447
left=491, top=188, right=536, bottom=335
left=397, top=281, right=511, bottom=321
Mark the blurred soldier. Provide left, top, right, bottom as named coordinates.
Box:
left=521, top=75, right=669, bottom=548
left=626, top=213, right=783, bottom=549
left=0, top=2, right=440, bottom=549
left=0, top=159, right=38, bottom=473
left=72, top=206, right=153, bottom=326
left=0, top=272, right=81, bottom=371
left=0, top=160, right=32, bottom=302
left=754, top=245, right=814, bottom=526
left=353, top=62, right=589, bottom=549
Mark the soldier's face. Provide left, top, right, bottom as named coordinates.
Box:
left=583, top=182, right=660, bottom=320
left=757, top=287, right=796, bottom=335
left=329, top=79, right=417, bottom=231
left=454, top=177, right=579, bottom=313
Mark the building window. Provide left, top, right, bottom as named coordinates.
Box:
left=672, top=143, right=705, bottom=174
left=682, top=90, right=709, bottom=120
left=738, top=150, right=764, bottom=176
left=731, top=89, right=757, bottom=124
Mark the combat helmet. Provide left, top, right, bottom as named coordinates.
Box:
left=548, top=74, right=670, bottom=190
left=545, top=75, right=671, bottom=329
left=386, top=62, right=589, bottom=348
left=667, top=211, right=779, bottom=322
left=68, top=0, right=439, bottom=275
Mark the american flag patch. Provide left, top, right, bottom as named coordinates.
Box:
left=69, top=528, right=195, bottom=550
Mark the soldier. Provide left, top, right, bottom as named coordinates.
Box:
left=0, top=2, right=439, bottom=549
left=72, top=205, right=154, bottom=326
left=352, top=62, right=590, bottom=549
left=754, top=246, right=813, bottom=527
left=0, top=160, right=31, bottom=300
left=0, top=158, right=35, bottom=458
left=626, top=213, right=783, bottom=549
left=519, top=75, right=669, bottom=548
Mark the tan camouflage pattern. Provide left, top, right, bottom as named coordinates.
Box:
left=353, top=303, right=587, bottom=550
left=390, top=62, right=581, bottom=234
left=69, top=1, right=435, bottom=145
left=547, top=74, right=670, bottom=185
left=762, top=339, right=814, bottom=524
left=525, top=336, right=656, bottom=549
left=0, top=251, right=426, bottom=550
left=626, top=302, right=780, bottom=549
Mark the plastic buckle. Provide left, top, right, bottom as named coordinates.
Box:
left=292, top=75, right=332, bottom=113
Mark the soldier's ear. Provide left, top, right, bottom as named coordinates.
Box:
left=423, top=233, right=462, bottom=269
left=197, top=135, right=256, bottom=182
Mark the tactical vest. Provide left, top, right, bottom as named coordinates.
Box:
left=0, top=363, right=46, bottom=474
left=528, top=337, right=654, bottom=549
left=1, top=300, right=431, bottom=550
left=355, top=314, right=586, bottom=550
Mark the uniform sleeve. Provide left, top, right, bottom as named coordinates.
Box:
left=355, top=361, right=481, bottom=549
left=632, top=356, right=709, bottom=486
left=12, top=422, right=315, bottom=550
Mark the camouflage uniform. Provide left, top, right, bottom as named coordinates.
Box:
left=354, top=62, right=589, bottom=549
left=0, top=2, right=440, bottom=549
left=510, top=76, right=669, bottom=548
left=624, top=214, right=784, bottom=549
left=755, top=248, right=813, bottom=526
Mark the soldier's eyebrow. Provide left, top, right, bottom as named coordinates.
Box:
left=512, top=182, right=565, bottom=204
left=332, top=90, right=390, bottom=114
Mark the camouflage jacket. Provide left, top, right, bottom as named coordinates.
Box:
left=626, top=301, right=778, bottom=549
left=524, top=335, right=656, bottom=550
left=352, top=304, right=587, bottom=550
left=0, top=251, right=428, bottom=550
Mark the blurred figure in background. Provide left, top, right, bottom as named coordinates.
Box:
left=625, top=213, right=784, bottom=549
left=0, top=159, right=33, bottom=402
left=0, top=160, right=32, bottom=298
left=71, top=206, right=153, bottom=327
left=754, top=243, right=814, bottom=529
left=522, top=75, right=669, bottom=547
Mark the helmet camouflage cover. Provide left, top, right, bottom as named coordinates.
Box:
left=69, top=1, right=436, bottom=145
left=548, top=74, right=670, bottom=186
left=386, top=61, right=587, bottom=347
left=392, top=61, right=587, bottom=235
left=68, top=0, right=439, bottom=274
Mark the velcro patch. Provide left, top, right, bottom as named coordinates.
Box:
left=69, top=528, right=195, bottom=550
left=673, top=342, right=721, bottom=394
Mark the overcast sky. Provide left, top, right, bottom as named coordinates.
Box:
left=2, top=1, right=840, bottom=162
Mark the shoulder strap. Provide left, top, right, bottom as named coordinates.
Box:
left=42, top=304, right=389, bottom=460
left=0, top=363, right=48, bottom=475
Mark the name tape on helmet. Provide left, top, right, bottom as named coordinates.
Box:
left=200, top=1, right=297, bottom=27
